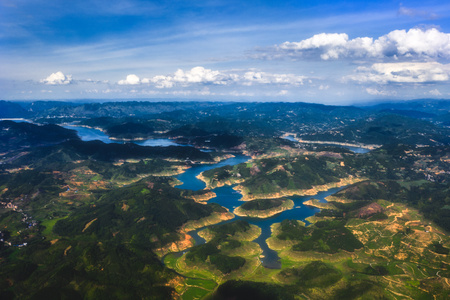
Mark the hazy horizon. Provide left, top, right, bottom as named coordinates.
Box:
left=3, top=97, right=450, bottom=108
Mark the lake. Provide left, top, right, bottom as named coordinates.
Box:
left=174, top=155, right=346, bottom=269
left=283, top=135, right=371, bottom=154
left=64, top=125, right=187, bottom=147
left=67, top=125, right=348, bottom=269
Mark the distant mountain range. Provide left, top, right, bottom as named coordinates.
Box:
left=1, top=99, right=449, bottom=147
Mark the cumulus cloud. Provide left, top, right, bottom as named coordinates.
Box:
left=242, top=71, right=305, bottom=86
left=145, top=67, right=234, bottom=88
left=118, top=74, right=141, bottom=85
left=173, top=67, right=227, bottom=84
left=121, top=67, right=308, bottom=89
left=264, top=28, right=450, bottom=60
left=41, top=71, right=72, bottom=85
left=347, top=62, right=450, bottom=83
left=143, top=75, right=173, bottom=88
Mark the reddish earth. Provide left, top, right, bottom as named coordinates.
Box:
left=357, top=202, right=383, bottom=218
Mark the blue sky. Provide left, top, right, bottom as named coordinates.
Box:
left=1, top=0, right=450, bottom=103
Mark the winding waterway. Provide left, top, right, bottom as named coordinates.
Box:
left=67, top=125, right=356, bottom=269
left=174, top=157, right=345, bottom=269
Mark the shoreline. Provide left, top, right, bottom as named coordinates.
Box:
left=234, top=176, right=365, bottom=201
left=182, top=211, right=234, bottom=232
left=266, top=221, right=305, bottom=251
left=281, top=133, right=380, bottom=150
left=184, top=191, right=217, bottom=203
left=155, top=210, right=235, bottom=257
left=196, top=172, right=245, bottom=189
left=302, top=198, right=337, bottom=210
left=66, top=124, right=169, bottom=141
left=198, top=224, right=261, bottom=243
left=234, top=199, right=294, bottom=218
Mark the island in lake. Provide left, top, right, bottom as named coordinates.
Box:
left=234, top=198, right=295, bottom=218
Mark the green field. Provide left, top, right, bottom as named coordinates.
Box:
left=40, top=217, right=67, bottom=236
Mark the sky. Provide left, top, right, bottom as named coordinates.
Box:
left=1, top=0, right=450, bottom=104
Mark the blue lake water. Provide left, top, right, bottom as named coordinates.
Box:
left=64, top=125, right=186, bottom=147
left=0, top=118, right=33, bottom=123
left=283, top=135, right=370, bottom=154
left=343, top=146, right=370, bottom=154
left=175, top=155, right=251, bottom=190
left=64, top=126, right=115, bottom=144
left=66, top=125, right=348, bottom=269
left=174, top=155, right=346, bottom=269
left=283, top=135, right=298, bottom=142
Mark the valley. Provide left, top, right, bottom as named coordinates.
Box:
left=0, top=100, right=449, bottom=299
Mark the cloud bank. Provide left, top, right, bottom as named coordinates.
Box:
left=347, top=62, right=450, bottom=83
left=118, top=67, right=306, bottom=88
left=264, top=28, right=450, bottom=60
left=146, top=67, right=233, bottom=88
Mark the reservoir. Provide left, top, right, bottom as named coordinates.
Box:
left=64, top=125, right=188, bottom=147
left=68, top=125, right=349, bottom=269
left=174, top=155, right=345, bottom=269
left=282, top=134, right=371, bottom=154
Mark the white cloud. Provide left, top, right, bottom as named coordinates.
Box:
left=82, top=78, right=109, bottom=84
left=279, top=33, right=352, bottom=60
left=428, top=89, right=442, bottom=96
left=144, top=75, right=174, bottom=88
left=366, top=88, right=396, bottom=96
left=319, top=85, right=329, bottom=90
left=173, top=67, right=225, bottom=84
left=124, top=67, right=308, bottom=89
left=146, top=66, right=233, bottom=88
left=242, top=71, right=305, bottom=86
left=41, top=71, right=72, bottom=85
left=347, top=62, right=450, bottom=83
left=267, top=28, right=450, bottom=60
left=118, top=74, right=141, bottom=85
